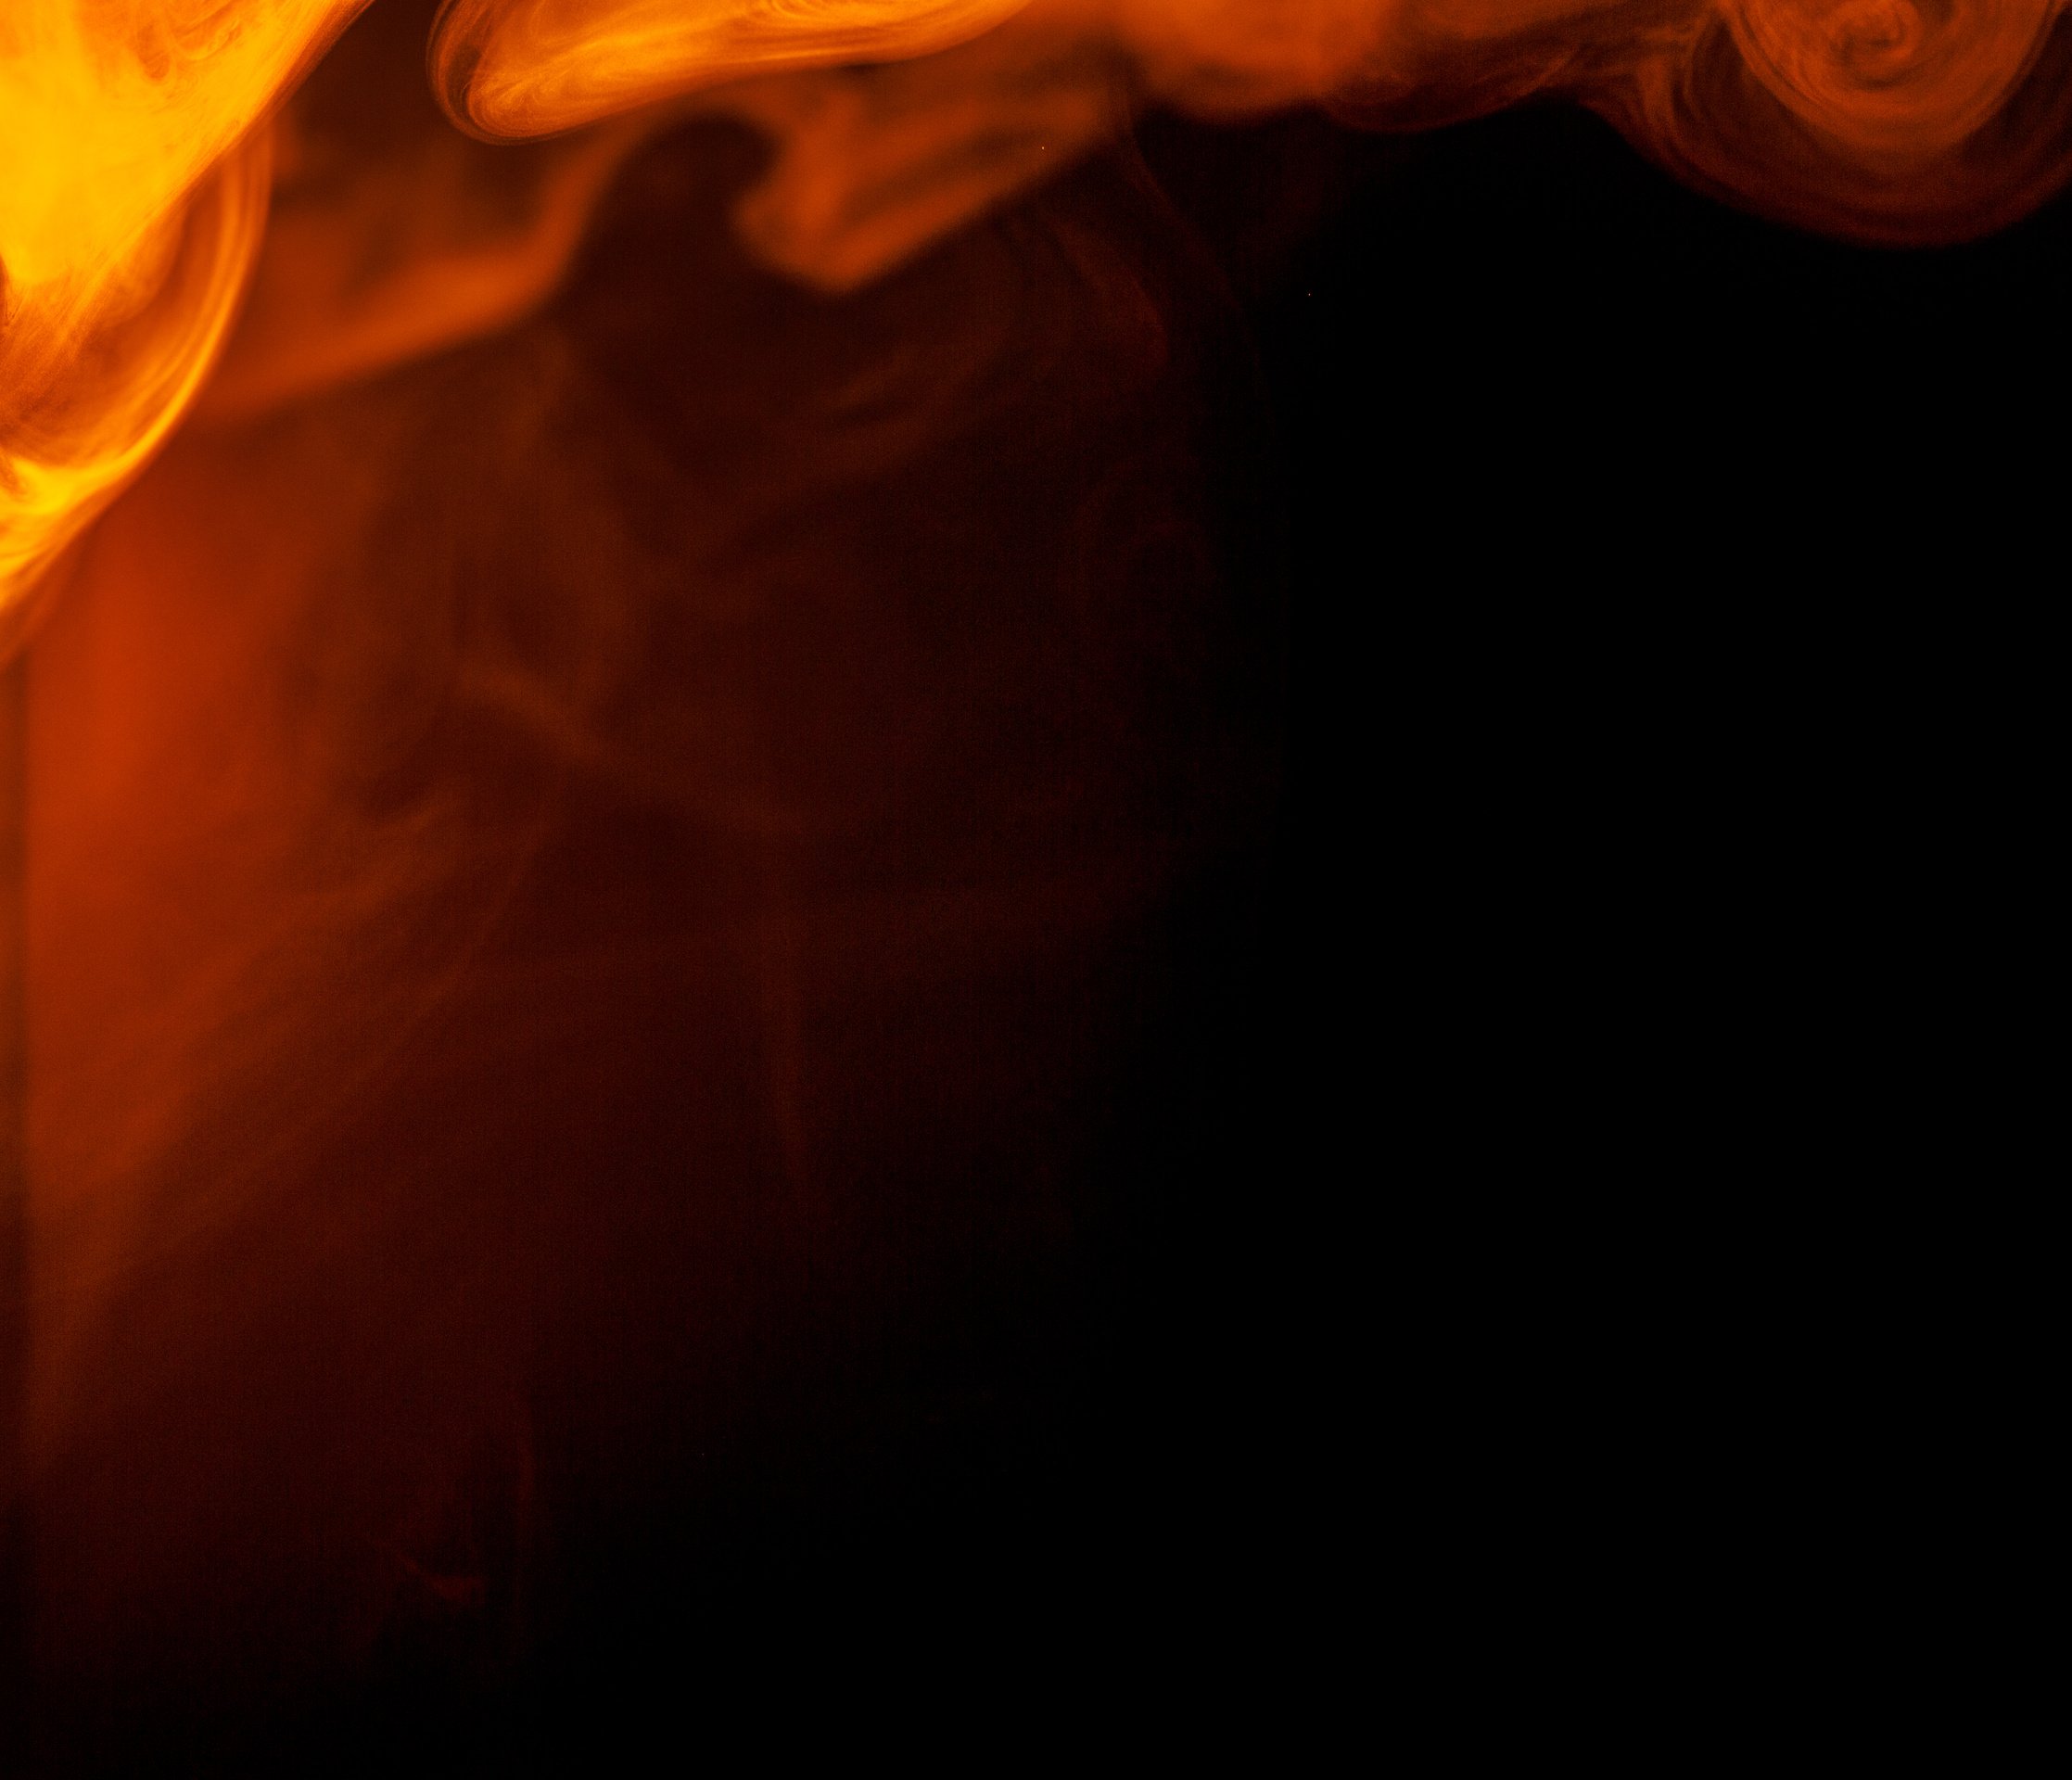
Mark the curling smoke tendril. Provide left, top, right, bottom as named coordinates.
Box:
left=6, top=0, right=2072, bottom=625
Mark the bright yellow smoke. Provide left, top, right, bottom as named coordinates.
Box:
left=0, top=1, right=365, bottom=620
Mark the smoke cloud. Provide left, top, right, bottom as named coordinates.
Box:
left=1, top=1, right=2061, bottom=1766
left=9, top=3, right=2072, bottom=627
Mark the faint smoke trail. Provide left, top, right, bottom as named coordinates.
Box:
left=0, top=655, right=22, bottom=1749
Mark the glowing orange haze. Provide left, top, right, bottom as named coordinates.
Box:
left=5, top=0, right=2072, bottom=636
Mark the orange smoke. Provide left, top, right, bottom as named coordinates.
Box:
left=1595, top=0, right=2072, bottom=242
left=427, top=0, right=1040, bottom=138
left=426, top=0, right=2072, bottom=266
left=6, top=1, right=2072, bottom=630
left=0, top=1, right=368, bottom=635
